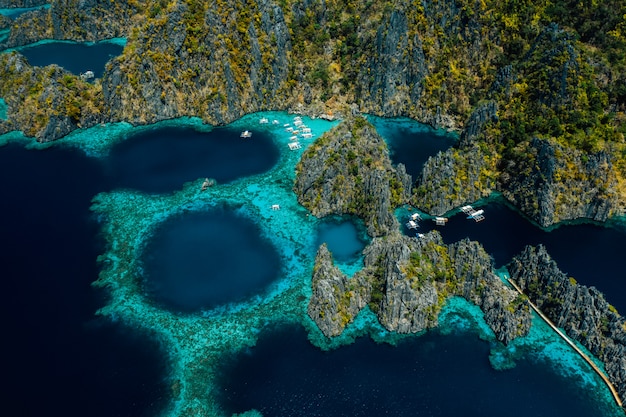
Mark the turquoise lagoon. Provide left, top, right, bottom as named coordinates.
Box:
left=1, top=113, right=624, bottom=416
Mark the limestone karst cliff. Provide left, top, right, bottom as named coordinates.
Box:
left=1, top=0, right=625, bottom=225
left=307, top=231, right=531, bottom=344
left=294, top=116, right=410, bottom=237
left=508, top=245, right=626, bottom=405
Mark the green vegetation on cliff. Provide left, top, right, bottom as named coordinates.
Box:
left=294, top=116, right=410, bottom=236
left=1, top=0, right=626, bottom=223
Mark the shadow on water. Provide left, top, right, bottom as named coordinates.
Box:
left=0, top=143, right=169, bottom=416
left=217, top=323, right=617, bottom=417
left=104, top=125, right=280, bottom=194
left=140, top=206, right=282, bottom=313
left=16, top=40, right=123, bottom=78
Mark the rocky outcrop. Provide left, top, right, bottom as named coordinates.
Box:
left=309, top=231, right=531, bottom=343
left=0, top=0, right=47, bottom=7
left=413, top=144, right=498, bottom=216
left=307, top=244, right=372, bottom=337
left=0, top=14, right=11, bottom=31
left=2, top=0, right=141, bottom=48
left=101, top=0, right=293, bottom=126
left=355, top=9, right=428, bottom=120
left=508, top=245, right=626, bottom=404
left=500, top=137, right=620, bottom=227
left=447, top=239, right=531, bottom=344
left=459, top=100, right=498, bottom=147
left=0, top=53, right=103, bottom=141
left=294, top=116, right=411, bottom=236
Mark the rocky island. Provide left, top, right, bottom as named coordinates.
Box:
left=300, top=116, right=625, bottom=408
left=1, top=0, right=626, bottom=415
left=301, top=117, right=530, bottom=343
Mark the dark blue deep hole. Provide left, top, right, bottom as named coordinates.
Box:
left=316, top=217, right=368, bottom=263
left=0, top=143, right=169, bottom=417
left=17, top=40, right=123, bottom=78
left=217, top=324, right=618, bottom=417
left=370, top=117, right=457, bottom=180
left=105, top=125, right=279, bottom=193
left=405, top=200, right=626, bottom=313
left=141, top=207, right=282, bottom=313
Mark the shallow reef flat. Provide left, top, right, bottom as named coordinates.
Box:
left=90, top=112, right=340, bottom=416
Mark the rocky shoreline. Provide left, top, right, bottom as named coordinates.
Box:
left=299, top=117, right=531, bottom=343
left=300, top=116, right=625, bottom=408
left=508, top=245, right=626, bottom=407
left=1, top=0, right=625, bottom=227
left=307, top=229, right=531, bottom=344
left=294, top=116, right=410, bottom=237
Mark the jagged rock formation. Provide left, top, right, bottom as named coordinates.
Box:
left=308, top=231, right=531, bottom=344
left=413, top=144, right=498, bottom=216
left=0, top=0, right=47, bottom=7
left=1, top=1, right=625, bottom=226
left=1, top=0, right=141, bottom=48
left=307, top=244, right=372, bottom=337
left=459, top=100, right=498, bottom=147
left=508, top=245, right=626, bottom=404
left=500, top=137, right=620, bottom=227
left=102, top=0, right=293, bottom=125
left=294, top=116, right=411, bottom=236
left=0, top=53, right=103, bottom=141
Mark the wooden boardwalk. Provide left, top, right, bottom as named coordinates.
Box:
left=503, top=275, right=623, bottom=408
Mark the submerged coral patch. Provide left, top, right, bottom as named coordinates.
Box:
left=140, top=206, right=282, bottom=313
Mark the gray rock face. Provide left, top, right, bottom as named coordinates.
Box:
left=501, top=137, right=620, bottom=227
left=2, top=0, right=138, bottom=48
left=307, top=244, right=372, bottom=338
left=0, top=0, right=47, bottom=7
left=358, top=9, right=427, bottom=118
left=308, top=231, right=531, bottom=344
left=459, top=100, right=498, bottom=147
left=102, top=0, right=292, bottom=126
left=447, top=239, right=531, bottom=344
left=508, top=245, right=626, bottom=404
left=414, top=144, right=497, bottom=216
left=0, top=53, right=104, bottom=141
left=294, top=116, right=411, bottom=237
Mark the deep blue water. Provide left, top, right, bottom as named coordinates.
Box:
left=104, top=126, right=279, bottom=193
left=370, top=116, right=457, bottom=180
left=0, top=143, right=169, bottom=417
left=17, top=41, right=123, bottom=78
left=406, top=200, right=626, bottom=313
left=141, top=207, right=282, bottom=313
left=316, top=217, right=367, bottom=263
left=217, top=323, right=615, bottom=417
left=3, top=116, right=626, bottom=416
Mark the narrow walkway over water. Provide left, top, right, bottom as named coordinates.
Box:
left=503, top=275, right=624, bottom=409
